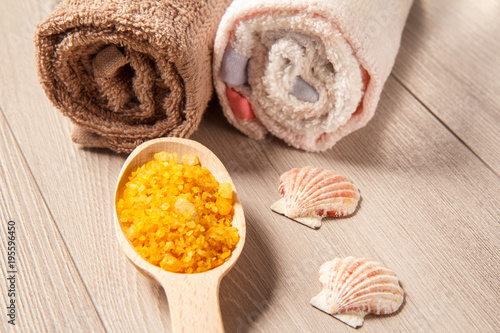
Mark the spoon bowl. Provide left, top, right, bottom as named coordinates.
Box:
left=114, top=138, right=246, bottom=333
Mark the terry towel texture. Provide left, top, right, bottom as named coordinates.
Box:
left=214, top=0, right=413, bottom=151
left=36, top=0, right=231, bottom=153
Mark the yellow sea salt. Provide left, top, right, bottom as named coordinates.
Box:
left=117, top=152, right=239, bottom=274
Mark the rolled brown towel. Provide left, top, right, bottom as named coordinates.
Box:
left=35, top=0, right=231, bottom=153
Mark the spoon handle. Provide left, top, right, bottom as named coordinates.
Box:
left=162, top=274, right=224, bottom=333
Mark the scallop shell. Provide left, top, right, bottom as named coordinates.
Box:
left=310, top=257, right=404, bottom=328
left=270, top=166, right=360, bottom=229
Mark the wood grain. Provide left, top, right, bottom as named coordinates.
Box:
left=0, top=108, right=105, bottom=332
left=0, top=2, right=173, bottom=331
left=192, top=78, right=500, bottom=333
left=393, top=0, right=500, bottom=174
left=0, top=0, right=498, bottom=332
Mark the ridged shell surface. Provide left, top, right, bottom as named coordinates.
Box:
left=310, top=257, right=404, bottom=328
left=278, top=166, right=360, bottom=219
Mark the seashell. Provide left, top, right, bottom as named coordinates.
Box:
left=310, top=257, right=404, bottom=328
left=270, top=166, right=360, bottom=229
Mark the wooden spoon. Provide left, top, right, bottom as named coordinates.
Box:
left=114, top=138, right=246, bottom=333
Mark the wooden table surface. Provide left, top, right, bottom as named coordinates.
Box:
left=0, top=0, right=499, bottom=332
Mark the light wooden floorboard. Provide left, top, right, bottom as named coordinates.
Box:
left=192, top=77, right=500, bottom=333
left=0, top=1, right=173, bottom=332
left=0, top=107, right=105, bottom=332
left=393, top=0, right=500, bottom=174
left=0, top=0, right=498, bottom=332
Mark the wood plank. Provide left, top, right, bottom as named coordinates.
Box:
left=393, top=0, right=500, bottom=174
left=0, top=107, right=105, bottom=332
left=194, top=78, right=500, bottom=332
left=0, top=1, right=173, bottom=332
left=192, top=77, right=500, bottom=333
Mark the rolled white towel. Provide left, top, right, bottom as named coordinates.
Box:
left=214, top=0, right=413, bottom=151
